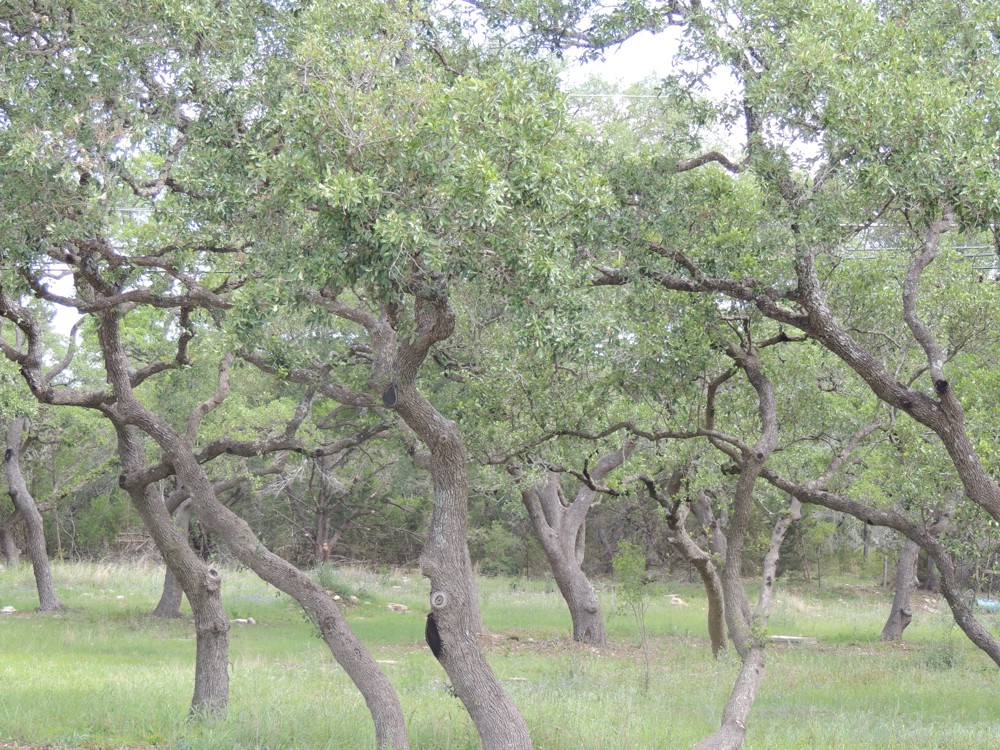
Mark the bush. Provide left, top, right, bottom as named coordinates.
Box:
left=470, top=521, right=523, bottom=577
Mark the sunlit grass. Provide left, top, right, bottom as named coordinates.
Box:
left=2, top=562, right=999, bottom=748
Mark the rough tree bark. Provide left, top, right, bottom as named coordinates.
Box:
left=404, top=396, right=531, bottom=750
left=881, top=538, right=920, bottom=641
left=93, top=313, right=410, bottom=750
left=641, top=472, right=727, bottom=659
left=518, top=442, right=634, bottom=646
left=0, top=290, right=408, bottom=746
left=115, top=426, right=230, bottom=715
left=151, top=496, right=194, bottom=619
left=667, top=501, right=727, bottom=659
left=4, top=417, right=61, bottom=611
left=398, top=391, right=532, bottom=749
left=307, top=287, right=532, bottom=749
left=694, top=342, right=786, bottom=750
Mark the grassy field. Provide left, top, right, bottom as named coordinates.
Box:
left=1, top=562, right=999, bottom=749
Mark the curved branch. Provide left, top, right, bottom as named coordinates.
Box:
left=676, top=151, right=744, bottom=174
left=186, top=353, right=235, bottom=443
left=903, top=210, right=953, bottom=385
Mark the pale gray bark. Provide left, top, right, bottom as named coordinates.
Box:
left=322, top=287, right=531, bottom=749
left=881, top=538, right=920, bottom=641
left=4, top=417, right=61, bottom=611
left=757, top=497, right=801, bottom=624
left=152, top=497, right=193, bottom=619
left=399, top=388, right=531, bottom=749
left=641, top=473, right=727, bottom=658
left=519, top=442, right=633, bottom=646
left=692, top=646, right=765, bottom=750
left=693, top=493, right=798, bottom=750
left=93, top=313, right=408, bottom=749
left=694, top=343, right=786, bottom=750
left=115, top=426, right=230, bottom=715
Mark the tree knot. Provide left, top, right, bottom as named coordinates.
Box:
left=430, top=590, right=448, bottom=610
left=204, top=567, right=221, bottom=594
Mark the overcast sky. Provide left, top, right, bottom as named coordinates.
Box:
left=560, top=29, right=681, bottom=88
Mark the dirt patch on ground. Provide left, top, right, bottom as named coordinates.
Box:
left=911, top=591, right=943, bottom=614
left=479, top=630, right=616, bottom=656
left=477, top=630, right=705, bottom=662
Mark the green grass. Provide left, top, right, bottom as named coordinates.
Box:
left=2, top=562, right=999, bottom=748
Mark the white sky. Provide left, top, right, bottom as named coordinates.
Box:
left=560, top=29, right=682, bottom=88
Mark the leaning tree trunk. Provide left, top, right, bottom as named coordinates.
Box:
left=152, top=497, right=194, bottom=619
left=694, top=494, right=798, bottom=750
left=172, top=456, right=410, bottom=748
left=93, top=310, right=409, bottom=748
left=694, top=343, right=782, bottom=750
left=641, top=472, right=727, bottom=658
left=401, top=389, right=532, bottom=750
left=881, top=538, right=920, bottom=641
left=267, top=282, right=524, bottom=747
left=0, top=509, right=21, bottom=565
left=4, top=417, right=61, bottom=611
left=693, top=645, right=766, bottom=750
left=118, top=421, right=410, bottom=746
left=519, top=443, right=633, bottom=647
left=666, top=503, right=727, bottom=658
left=116, top=426, right=230, bottom=716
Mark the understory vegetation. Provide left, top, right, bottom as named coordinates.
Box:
left=2, top=563, right=998, bottom=750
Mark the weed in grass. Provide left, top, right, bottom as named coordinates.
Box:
left=920, top=633, right=967, bottom=671
left=314, top=563, right=369, bottom=601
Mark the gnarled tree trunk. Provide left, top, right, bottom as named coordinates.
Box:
left=666, top=502, right=727, bottom=658
left=4, top=417, right=61, bottom=611
left=116, top=426, right=230, bottom=715
left=400, top=389, right=532, bottom=749
left=96, top=313, right=410, bottom=749
left=881, top=538, right=920, bottom=641
left=152, top=497, right=194, bottom=619
left=694, top=343, right=783, bottom=750
left=338, top=286, right=532, bottom=748
left=519, top=443, right=633, bottom=646
left=642, top=473, right=727, bottom=658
